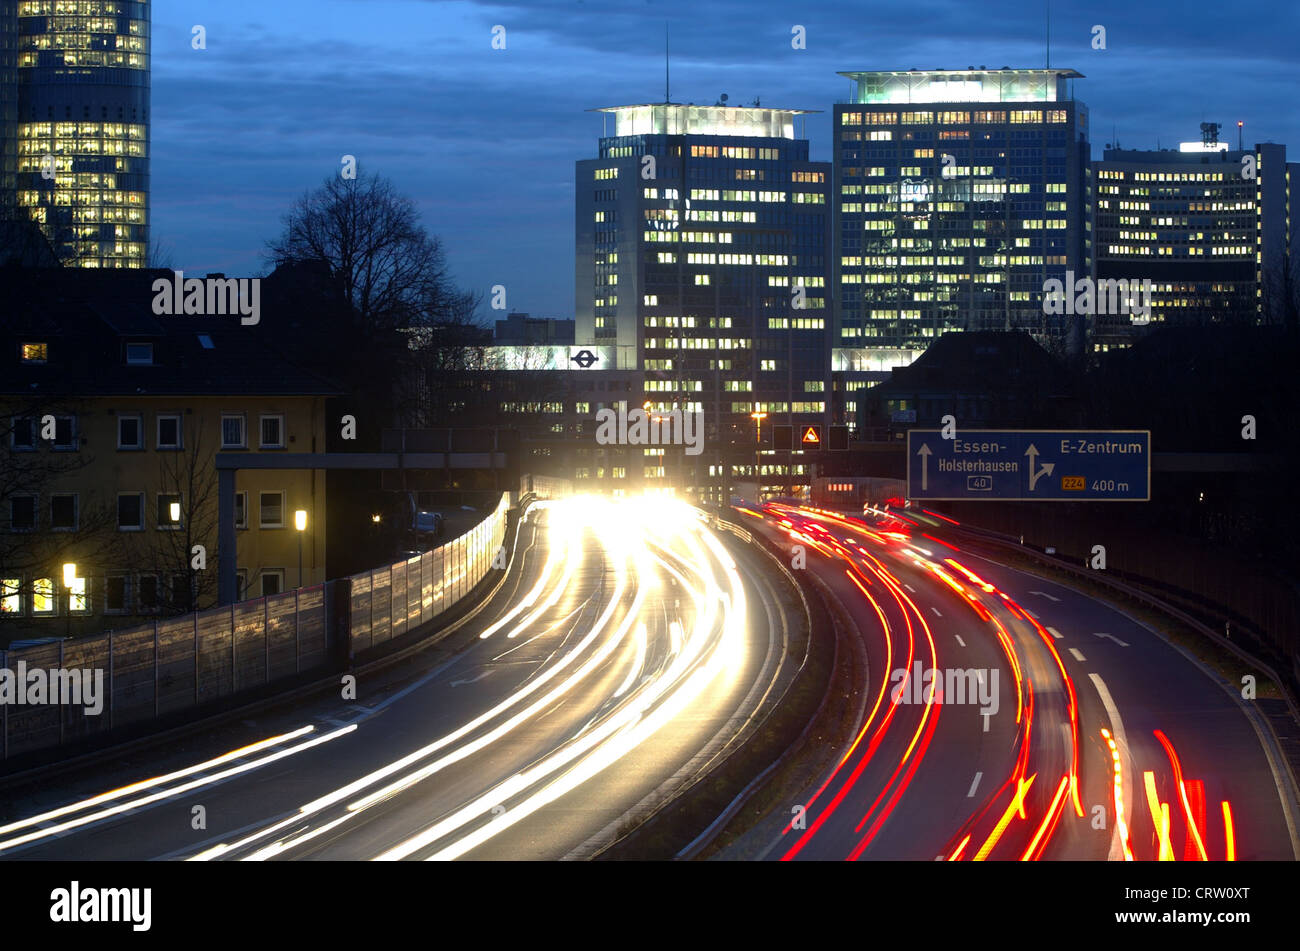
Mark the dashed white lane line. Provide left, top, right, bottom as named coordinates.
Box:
left=1046, top=626, right=1063, bottom=639
left=1024, top=608, right=1039, bottom=620
left=954, top=635, right=966, bottom=647
left=967, top=772, right=983, bottom=798
left=904, top=583, right=916, bottom=593
left=1068, top=648, right=1087, bottom=663
left=931, top=606, right=943, bottom=618
left=1031, top=591, right=1061, bottom=602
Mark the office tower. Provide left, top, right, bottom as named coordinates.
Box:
left=1093, top=127, right=1295, bottom=351
left=575, top=100, right=831, bottom=500
left=832, top=68, right=1092, bottom=398
left=3, top=0, right=149, bottom=267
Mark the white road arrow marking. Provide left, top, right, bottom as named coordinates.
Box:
left=1025, top=443, right=1055, bottom=492
left=1092, top=632, right=1130, bottom=647
left=917, top=442, right=932, bottom=491
left=1031, top=591, right=1061, bottom=602
left=448, top=671, right=491, bottom=688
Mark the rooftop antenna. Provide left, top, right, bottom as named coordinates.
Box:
left=1045, top=0, right=1051, bottom=68
left=665, top=23, right=670, bottom=104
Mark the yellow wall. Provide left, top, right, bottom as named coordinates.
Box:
left=2, top=394, right=328, bottom=629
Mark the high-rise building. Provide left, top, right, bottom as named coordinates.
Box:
left=575, top=101, right=831, bottom=500
left=2, top=0, right=149, bottom=268
left=831, top=68, right=1092, bottom=403
left=1093, top=129, right=1296, bottom=351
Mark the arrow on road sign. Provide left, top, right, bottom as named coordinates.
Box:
left=1025, top=443, right=1055, bottom=492
left=917, top=443, right=932, bottom=491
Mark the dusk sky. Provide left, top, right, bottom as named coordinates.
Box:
left=154, top=0, right=1300, bottom=320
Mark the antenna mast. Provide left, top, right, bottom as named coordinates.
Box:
left=1046, top=0, right=1051, bottom=68
left=665, top=24, right=670, bottom=104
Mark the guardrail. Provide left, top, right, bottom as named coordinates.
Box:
left=951, top=522, right=1300, bottom=728
left=0, top=495, right=510, bottom=763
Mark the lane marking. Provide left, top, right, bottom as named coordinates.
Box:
left=1089, top=673, right=1133, bottom=862
left=1024, top=608, right=1039, bottom=620
left=1030, top=591, right=1061, bottom=602
left=967, top=772, right=983, bottom=798
left=448, top=671, right=491, bottom=688
left=982, top=713, right=991, bottom=733
left=1068, top=648, right=1086, bottom=663
left=903, top=583, right=916, bottom=593
left=930, top=606, right=943, bottom=618
left=954, top=635, right=966, bottom=647
left=1092, top=632, right=1130, bottom=647
left=1046, top=626, right=1063, bottom=639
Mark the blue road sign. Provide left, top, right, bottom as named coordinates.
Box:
left=907, top=430, right=1150, bottom=501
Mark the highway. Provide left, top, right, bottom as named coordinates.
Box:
left=0, top=495, right=795, bottom=861
left=727, top=502, right=1300, bottom=862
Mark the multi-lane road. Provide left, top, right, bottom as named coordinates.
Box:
left=726, top=502, right=1300, bottom=862
left=2, top=494, right=1296, bottom=862
left=0, top=496, right=796, bottom=860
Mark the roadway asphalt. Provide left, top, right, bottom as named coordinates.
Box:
left=724, top=503, right=1299, bottom=862
left=0, top=496, right=794, bottom=861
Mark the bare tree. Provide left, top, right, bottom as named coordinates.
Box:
left=0, top=402, right=123, bottom=633
left=266, top=170, right=471, bottom=333
left=147, top=233, right=176, bottom=272
left=143, top=419, right=219, bottom=615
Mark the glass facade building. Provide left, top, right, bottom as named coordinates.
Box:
left=1093, top=140, right=1295, bottom=351
left=832, top=69, right=1092, bottom=381
left=4, top=0, right=149, bottom=267
left=575, top=102, right=831, bottom=499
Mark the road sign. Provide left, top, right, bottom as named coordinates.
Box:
left=907, top=430, right=1150, bottom=501
left=801, top=425, right=823, bottom=446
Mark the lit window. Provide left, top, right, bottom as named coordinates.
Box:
left=0, top=578, right=20, bottom=614
left=158, top=493, right=182, bottom=530
left=69, top=576, right=87, bottom=613
left=32, top=578, right=55, bottom=614
left=21, top=343, right=48, bottom=363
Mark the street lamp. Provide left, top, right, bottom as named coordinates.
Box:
left=62, top=562, right=76, bottom=635
left=294, top=509, right=307, bottom=588
left=750, top=411, right=767, bottom=492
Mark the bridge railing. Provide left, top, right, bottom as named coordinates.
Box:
left=0, top=495, right=510, bottom=764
